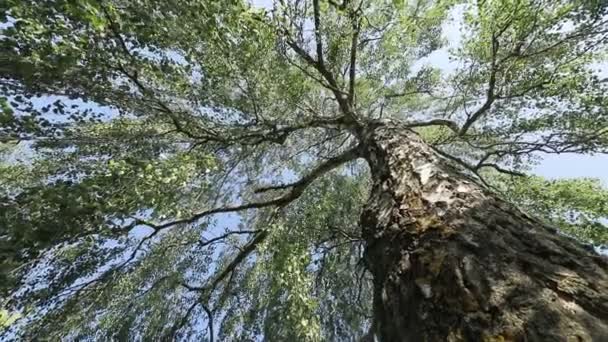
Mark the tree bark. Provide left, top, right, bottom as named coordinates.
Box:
left=360, top=122, right=608, bottom=342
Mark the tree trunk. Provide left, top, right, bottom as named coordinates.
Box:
left=360, top=122, right=608, bottom=342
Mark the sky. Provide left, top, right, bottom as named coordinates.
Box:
left=535, top=154, right=608, bottom=184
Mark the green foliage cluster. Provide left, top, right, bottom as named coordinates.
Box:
left=0, top=0, right=606, bottom=340
left=499, top=176, right=608, bottom=245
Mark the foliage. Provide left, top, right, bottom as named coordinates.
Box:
left=0, top=0, right=607, bottom=340
left=498, top=175, right=608, bottom=245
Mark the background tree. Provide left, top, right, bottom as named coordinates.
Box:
left=1, top=0, right=607, bottom=340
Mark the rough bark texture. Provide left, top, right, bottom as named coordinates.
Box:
left=360, top=122, right=608, bottom=342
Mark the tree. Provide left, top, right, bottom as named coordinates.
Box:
left=1, top=0, right=607, bottom=340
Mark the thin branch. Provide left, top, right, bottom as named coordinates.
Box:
left=101, top=4, right=343, bottom=148
left=254, top=144, right=361, bottom=193
left=258, top=8, right=359, bottom=123
left=284, top=37, right=356, bottom=123
left=0, top=135, right=195, bottom=144
left=429, top=146, right=494, bottom=189
left=180, top=230, right=268, bottom=299
left=285, top=40, right=346, bottom=98
left=283, top=51, right=342, bottom=93
left=55, top=223, right=163, bottom=299
left=198, top=230, right=260, bottom=248
left=98, top=3, right=207, bottom=140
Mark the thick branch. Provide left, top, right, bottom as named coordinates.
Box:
left=476, top=163, right=526, bottom=177
left=348, top=15, right=360, bottom=105
left=404, top=119, right=460, bottom=134
left=459, top=35, right=499, bottom=136
left=312, top=0, right=325, bottom=68
left=385, top=89, right=432, bottom=99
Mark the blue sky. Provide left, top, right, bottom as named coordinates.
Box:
left=535, top=154, right=608, bottom=185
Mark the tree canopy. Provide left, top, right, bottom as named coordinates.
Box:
left=1, top=0, right=607, bottom=340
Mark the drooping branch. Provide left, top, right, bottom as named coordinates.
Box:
left=198, top=230, right=260, bottom=248
left=54, top=221, right=164, bottom=299
left=169, top=209, right=281, bottom=340
left=254, top=144, right=361, bottom=193
left=174, top=230, right=269, bottom=339
left=132, top=144, right=360, bottom=237
left=204, top=230, right=269, bottom=296
left=384, top=89, right=432, bottom=99
left=469, top=129, right=608, bottom=161
left=99, top=3, right=211, bottom=141
left=456, top=6, right=608, bottom=137
left=166, top=300, right=202, bottom=340
left=31, top=138, right=361, bottom=307
left=158, top=144, right=362, bottom=336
